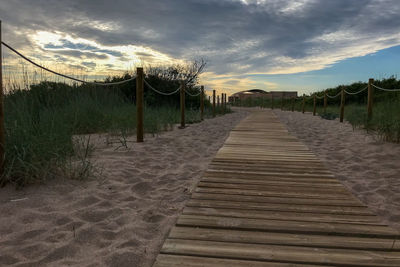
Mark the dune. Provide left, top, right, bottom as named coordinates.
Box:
left=0, top=110, right=249, bottom=267
left=274, top=110, right=400, bottom=231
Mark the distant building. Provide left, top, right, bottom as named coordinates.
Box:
left=228, top=89, right=298, bottom=103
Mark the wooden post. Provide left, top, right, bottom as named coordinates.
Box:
left=271, top=94, right=274, bottom=110
left=200, top=86, right=204, bottom=121
left=225, top=94, right=227, bottom=108
left=340, top=86, right=345, bottom=123
left=222, top=93, right=225, bottom=112
left=136, top=67, right=144, bottom=142
left=313, top=94, right=316, bottom=116
left=302, top=94, right=305, bottom=114
left=0, top=20, right=5, bottom=175
left=324, top=90, right=327, bottom=114
left=291, top=97, right=295, bottom=112
left=224, top=93, right=227, bottom=111
left=224, top=93, right=228, bottom=111
left=367, top=78, right=374, bottom=121
left=208, top=95, right=210, bottom=102
left=212, top=90, right=216, bottom=117
left=280, top=95, right=284, bottom=110
left=180, top=81, right=185, bottom=128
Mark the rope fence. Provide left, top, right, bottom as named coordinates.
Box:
left=143, top=79, right=181, bottom=96
left=372, top=84, right=400, bottom=92
left=0, top=24, right=230, bottom=175
left=280, top=78, right=400, bottom=124
left=344, top=86, right=368, bottom=95
left=326, top=91, right=341, bottom=98
left=2, top=41, right=137, bottom=86
left=0, top=41, right=219, bottom=140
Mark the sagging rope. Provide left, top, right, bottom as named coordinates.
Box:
left=315, top=95, right=324, bottom=99
left=1, top=41, right=137, bottom=86
left=344, top=86, right=368, bottom=95
left=372, top=84, right=400, bottom=92
left=143, top=79, right=181, bottom=96
left=326, top=91, right=341, bottom=99
left=185, top=90, right=201, bottom=97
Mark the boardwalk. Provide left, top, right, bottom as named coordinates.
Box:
left=153, top=110, right=400, bottom=266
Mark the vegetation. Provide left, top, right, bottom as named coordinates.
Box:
left=231, top=77, right=400, bottom=143
left=2, top=60, right=231, bottom=187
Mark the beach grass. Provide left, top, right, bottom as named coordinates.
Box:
left=2, top=81, right=230, bottom=187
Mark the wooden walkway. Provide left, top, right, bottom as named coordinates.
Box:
left=153, top=110, right=400, bottom=266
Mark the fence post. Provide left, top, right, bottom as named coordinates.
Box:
left=217, top=95, right=220, bottom=110
left=271, top=94, right=274, bottom=109
left=212, top=90, right=216, bottom=117
left=224, top=93, right=227, bottom=111
left=324, top=90, right=327, bottom=114
left=222, top=93, right=225, bottom=112
left=0, top=20, right=5, bottom=175
left=224, top=93, right=228, bottom=111
left=302, top=94, right=305, bottom=114
left=136, top=67, right=144, bottom=142
left=225, top=93, right=227, bottom=108
left=291, top=97, right=295, bottom=112
left=367, top=78, right=374, bottom=121
left=208, top=95, right=211, bottom=102
left=313, top=94, right=316, bottom=116
left=180, top=81, right=185, bottom=128
left=280, top=95, right=284, bottom=110
left=200, top=85, right=204, bottom=121
left=340, top=86, right=345, bottom=123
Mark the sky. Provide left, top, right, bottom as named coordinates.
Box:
left=1, top=0, right=400, bottom=95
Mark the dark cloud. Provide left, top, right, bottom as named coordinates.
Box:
left=1, top=0, right=400, bottom=75
left=82, top=61, right=96, bottom=68
left=135, top=52, right=154, bottom=57
left=47, top=49, right=108, bottom=60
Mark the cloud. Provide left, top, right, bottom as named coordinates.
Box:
left=82, top=61, right=96, bottom=68
left=1, top=0, right=400, bottom=91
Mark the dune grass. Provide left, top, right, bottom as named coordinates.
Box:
left=2, top=82, right=230, bottom=187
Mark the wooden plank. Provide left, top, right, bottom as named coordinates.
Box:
left=154, top=254, right=321, bottom=267
left=205, top=169, right=335, bottom=179
left=201, top=177, right=343, bottom=188
left=182, top=207, right=382, bottom=225
left=195, top=187, right=359, bottom=200
left=197, top=182, right=353, bottom=197
left=176, top=214, right=398, bottom=238
left=186, top=199, right=373, bottom=215
left=169, top=227, right=400, bottom=250
left=191, top=192, right=366, bottom=207
left=160, top=239, right=400, bottom=266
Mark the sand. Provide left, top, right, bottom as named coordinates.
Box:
left=274, top=110, right=400, bottom=230
left=0, top=110, right=249, bottom=267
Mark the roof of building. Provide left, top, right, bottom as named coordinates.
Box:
left=231, top=89, right=268, bottom=96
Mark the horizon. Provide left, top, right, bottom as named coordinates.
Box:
left=1, top=0, right=400, bottom=96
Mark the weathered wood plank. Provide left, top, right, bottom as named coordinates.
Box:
left=160, top=239, right=400, bottom=266
left=186, top=199, right=373, bottom=215
left=182, top=206, right=382, bottom=224
left=191, top=192, right=366, bottom=207
left=154, top=254, right=324, bottom=267
left=176, top=214, right=397, bottom=238
left=169, top=227, right=400, bottom=250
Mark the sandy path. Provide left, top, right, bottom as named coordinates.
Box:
left=274, top=110, right=400, bottom=230
left=0, top=110, right=249, bottom=267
